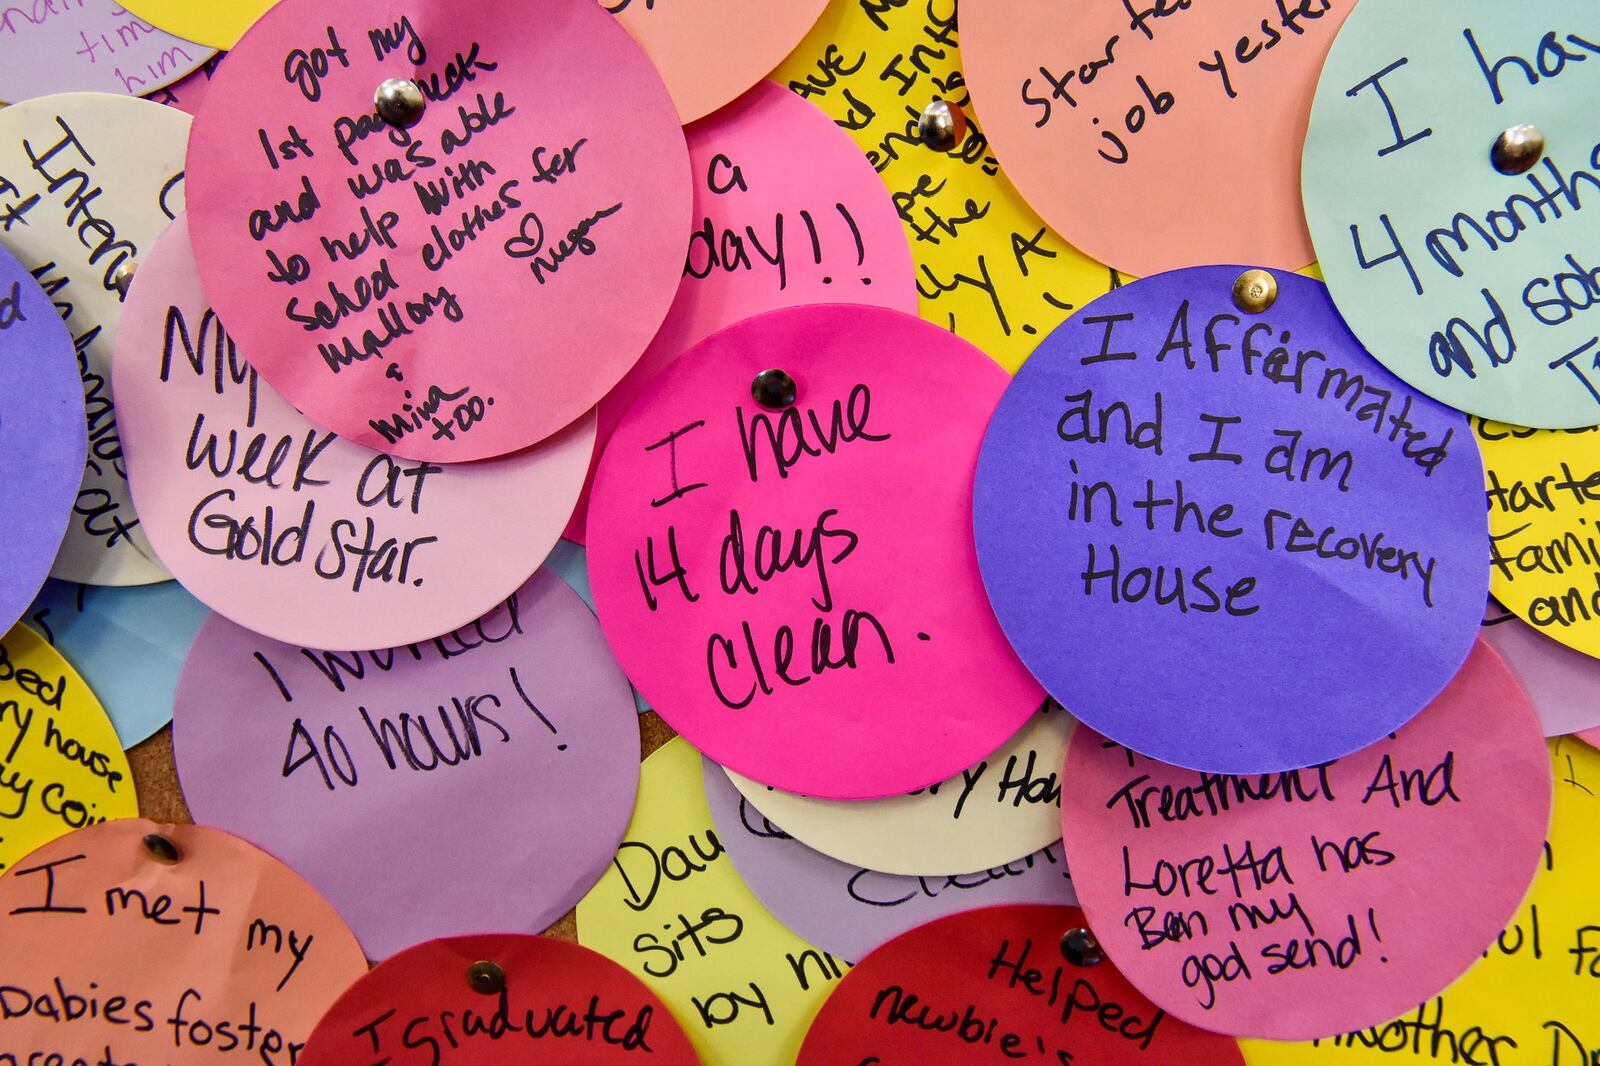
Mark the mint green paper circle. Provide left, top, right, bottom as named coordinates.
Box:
left=1303, top=0, right=1600, bottom=429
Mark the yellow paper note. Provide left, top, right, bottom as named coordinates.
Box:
left=578, top=737, right=849, bottom=1066
left=1243, top=737, right=1595, bottom=1064
left=1478, top=421, right=1600, bottom=659
left=0, top=623, right=136, bottom=873
left=775, top=0, right=1118, bottom=371
left=118, top=0, right=268, bottom=50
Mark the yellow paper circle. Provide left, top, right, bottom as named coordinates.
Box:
left=0, top=623, right=137, bottom=873
left=1479, top=421, right=1600, bottom=659
left=1244, top=738, right=1593, bottom=1064
left=118, top=0, right=268, bottom=50
left=577, top=737, right=848, bottom=1066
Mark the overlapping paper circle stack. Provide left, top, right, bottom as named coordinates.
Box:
left=0, top=1, right=1595, bottom=1063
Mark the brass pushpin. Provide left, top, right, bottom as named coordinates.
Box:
left=1490, top=124, right=1544, bottom=175
left=1232, top=268, right=1277, bottom=314
left=1060, top=927, right=1103, bottom=967
left=142, top=833, right=179, bottom=864
left=375, top=78, right=426, bottom=129
left=466, top=960, right=505, bottom=995
left=918, top=97, right=967, bottom=152
left=751, top=368, right=797, bottom=410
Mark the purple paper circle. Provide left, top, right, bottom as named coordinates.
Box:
left=702, top=756, right=1076, bottom=963
left=0, top=248, right=88, bottom=633
left=974, top=266, right=1487, bottom=773
left=174, top=568, right=640, bottom=959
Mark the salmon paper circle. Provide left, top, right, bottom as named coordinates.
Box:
left=185, top=0, right=690, bottom=461
left=587, top=304, right=1043, bottom=799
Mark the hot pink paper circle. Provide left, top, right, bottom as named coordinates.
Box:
left=116, top=215, right=593, bottom=650
left=1059, top=640, right=1551, bottom=1040
left=564, top=80, right=916, bottom=542
left=174, top=568, right=641, bottom=959
left=587, top=304, right=1043, bottom=799
left=184, top=0, right=690, bottom=461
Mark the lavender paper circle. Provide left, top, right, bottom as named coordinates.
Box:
left=974, top=266, right=1486, bottom=773
left=0, top=249, right=88, bottom=633
left=175, top=567, right=640, bottom=959
left=702, top=756, right=1076, bottom=962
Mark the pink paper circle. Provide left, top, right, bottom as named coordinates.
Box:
left=588, top=304, right=1043, bottom=799
left=116, top=215, right=593, bottom=650
left=185, top=0, right=690, bottom=461
left=565, top=80, right=916, bottom=542
left=1482, top=598, right=1600, bottom=737
left=1059, top=640, right=1551, bottom=1040
left=174, top=568, right=640, bottom=959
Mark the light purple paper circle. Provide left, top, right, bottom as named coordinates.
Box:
left=702, top=756, right=1076, bottom=962
left=0, top=248, right=88, bottom=633
left=175, top=568, right=640, bottom=959
left=0, top=2, right=213, bottom=101
left=974, top=266, right=1487, bottom=773
left=1483, top=598, right=1600, bottom=737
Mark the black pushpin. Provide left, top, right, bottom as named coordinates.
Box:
left=751, top=368, right=797, bottom=410
left=466, top=960, right=505, bottom=995
left=142, top=833, right=179, bottom=864
left=1060, top=927, right=1103, bottom=967
left=918, top=97, right=967, bottom=152
left=1491, top=124, right=1544, bottom=175
left=375, top=77, right=426, bottom=130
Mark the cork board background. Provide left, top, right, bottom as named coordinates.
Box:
left=126, top=711, right=681, bottom=947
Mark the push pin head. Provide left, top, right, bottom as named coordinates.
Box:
left=1060, top=927, right=1103, bottom=967
left=751, top=368, right=797, bottom=410
left=111, top=259, right=137, bottom=293
left=918, top=97, right=967, bottom=152
left=142, top=833, right=179, bottom=864
left=466, top=960, right=505, bottom=995
left=1232, top=268, right=1278, bottom=314
left=1491, top=124, right=1544, bottom=175
left=375, top=78, right=426, bottom=130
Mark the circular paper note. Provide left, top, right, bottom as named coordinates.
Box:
left=116, top=215, right=593, bottom=650
left=962, top=0, right=1353, bottom=276
left=0, top=623, right=136, bottom=872
left=1060, top=641, right=1551, bottom=1040
left=301, top=934, right=700, bottom=1064
left=776, top=4, right=1119, bottom=371
left=724, top=700, right=1070, bottom=876
left=0, top=92, right=188, bottom=586
left=975, top=267, right=1487, bottom=773
left=1479, top=421, right=1600, bottom=663
left=608, top=0, right=828, bottom=123
left=797, top=905, right=1247, bottom=1066
left=26, top=579, right=209, bottom=747
left=0, top=250, right=88, bottom=632
left=0, top=1, right=212, bottom=101
left=1304, top=0, right=1600, bottom=429
left=119, top=0, right=266, bottom=49
left=0, top=819, right=368, bottom=1063
left=565, top=79, right=916, bottom=542
left=149, top=55, right=223, bottom=116
left=577, top=737, right=846, bottom=1066
left=1483, top=598, right=1600, bottom=736
left=185, top=0, right=690, bottom=462
left=705, top=753, right=1077, bottom=963
left=588, top=304, right=1043, bottom=799
left=175, top=569, right=640, bottom=959
left=1243, top=736, right=1599, bottom=1063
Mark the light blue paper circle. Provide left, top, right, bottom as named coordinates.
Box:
left=1304, top=0, right=1600, bottom=428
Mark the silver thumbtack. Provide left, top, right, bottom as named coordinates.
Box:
left=1232, top=268, right=1278, bottom=314
left=143, top=833, right=179, bottom=864
left=1491, top=124, right=1544, bottom=175
left=1060, top=927, right=1103, bottom=967
left=466, top=960, right=505, bottom=995
left=918, top=97, right=967, bottom=152
left=111, top=259, right=137, bottom=293
left=375, top=78, right=426, bottom=129
left=751, top=368, right=797, bottom=410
